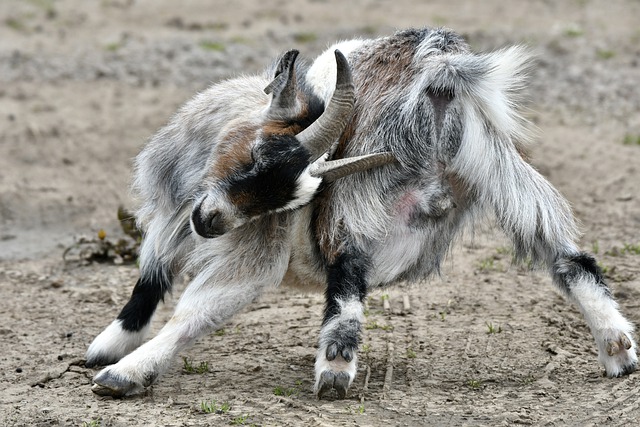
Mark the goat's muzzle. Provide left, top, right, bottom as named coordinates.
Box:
left=191, top=202, right=225, bottom=238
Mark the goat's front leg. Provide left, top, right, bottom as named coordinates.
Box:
left=86, top=210, right=193, bottom=367
left=315, top=251, right=368, bottom=399
left=91, top=248, right=288, bottom=397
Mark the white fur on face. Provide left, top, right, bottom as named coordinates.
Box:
left=278, top=164, right=323, bottom=213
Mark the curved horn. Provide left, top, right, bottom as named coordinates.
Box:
left=264, top=49, right=300, bottom=115
left=309, top=152, right=397, bottom=182
left=296, top=50, right=355, bottom=161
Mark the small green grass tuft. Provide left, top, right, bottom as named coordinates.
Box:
left=200, top=399, right=230, bottom=414
left=199, top=40, right=225, bottom=51
left=5, top=17, right=26, bottom=31
left=621, top=243, right=640, bottom=255
left=495, top=246, right=511, bottom=256
left=230, top=414, right=250, bottom=425
left=477, top=256, right=504, bottom=273
left=361, top=343, right=371, bottom=355
left=486, top=321, right=503, bottom=334
left=467, top=379, right=483, bottom=389
left=364, top=320, right=393, bottom=331
left=82, top=421, right=101, bottom=427
left=623, top=134, right=640, bottom=146
left=105, top=42, right=124, bottom=52
left=606, top=243, right=640, bottom=256
left=432, top=15, right=448, bottom=26
left=564, top=25, right=584, bottom=37
left=406, top=348, right=417, bottom=359
left=591, top=240, right=600, bottom=255
left=598, top=263, right=610, bottom=275
left=273, top=385, right=298, bottom=396
left=596, top=49, right=615, bottom=60
left=182, top=356, right=210, bottom=374
left=293, top=32, right=317, bottom=43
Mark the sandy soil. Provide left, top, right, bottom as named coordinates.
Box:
left=1, top=0, right=640, bottom=425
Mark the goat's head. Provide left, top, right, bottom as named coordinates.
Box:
left=190, top=50, right=395, bottom=238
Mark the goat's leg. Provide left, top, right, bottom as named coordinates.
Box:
left=315, top=251, right=368, bottom=399
left=449, top=100, right=637, bottom=376
left=552, top=252, right=637, bottom=376
left=85, top=213, right=192, bottom=367
left=487, top=170, right=638, bottom=375
left=90, top=265, right=281, bottom=397
left=85, top=261, right=172, bottom=368
left=479, top=157, right=637, bottom=375
left=90, top=222, right=290, bottom=397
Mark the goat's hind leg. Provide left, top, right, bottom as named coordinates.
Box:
left=553, top=252, right=637, bottom=376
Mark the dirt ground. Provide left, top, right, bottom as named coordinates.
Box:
left=1, top=0, right=640, bottom=425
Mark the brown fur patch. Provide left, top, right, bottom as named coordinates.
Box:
left=209, top=123, right=257, bottom=180
left=261, top=100, right=311, bottom=136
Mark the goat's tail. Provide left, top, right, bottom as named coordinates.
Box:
left=440, top=47, right=580, bottom=264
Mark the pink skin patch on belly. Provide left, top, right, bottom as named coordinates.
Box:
left=394, top=190, right=420, bottom=224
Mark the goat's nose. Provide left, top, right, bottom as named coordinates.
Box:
left=191, top=205, right=225, bottom=238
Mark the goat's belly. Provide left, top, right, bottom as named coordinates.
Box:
left=368, top=186, right=460, bottom=286
left=369, top=224, right=427, bottom=286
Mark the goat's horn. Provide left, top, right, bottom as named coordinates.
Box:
left=309, top=152, right=397, bottom=182
left=296, top=50, right=354, bottom=160
left=264, top=49, right=299, bottom=113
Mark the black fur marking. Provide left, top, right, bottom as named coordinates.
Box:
left=324, top=249, right=370, bottom=324
left=554, top=252, right=612, bottom=298
left=227, top=135, right=311, bottom=216
left=117, top=265, right=173, bottom=332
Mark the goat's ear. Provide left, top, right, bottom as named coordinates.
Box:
left=309, top=151, right=397, bottom=182
left=264, top=49, right=299, bottom=114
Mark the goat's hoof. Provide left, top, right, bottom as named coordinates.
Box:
left=601, top=331, right=638, bottom=377
left=316, top=371, right=350, bottom=400
left=605, top=333, right=632, bottom=356
left=92, top=369, right=142, bottom=398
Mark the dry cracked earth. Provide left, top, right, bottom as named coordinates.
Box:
left=1, top=0, right=640, bottom=426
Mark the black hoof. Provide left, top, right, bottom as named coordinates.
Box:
left=316, top=371, right=350, bottom=400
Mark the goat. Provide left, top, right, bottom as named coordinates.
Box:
left=85, top=27, right=637, bottom=399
